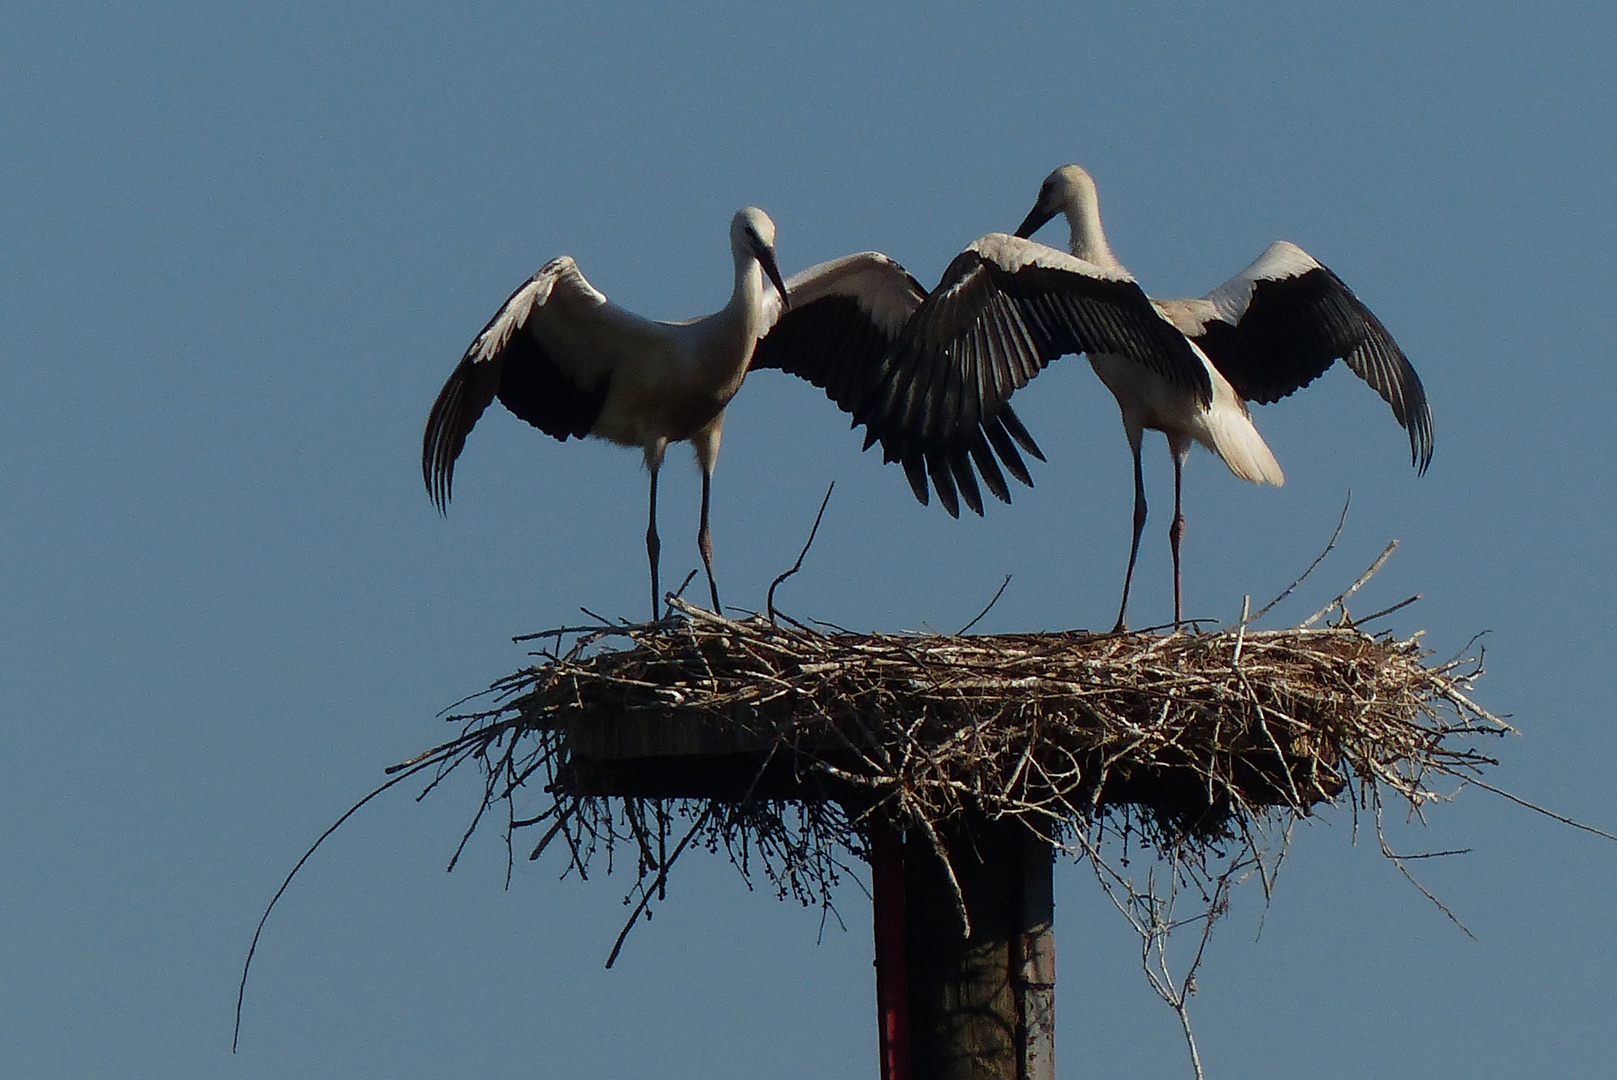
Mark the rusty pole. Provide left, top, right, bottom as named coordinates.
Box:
left=872, top=818, right=914, bottom=1080
left=899, top=814, right=1055, bottom=1080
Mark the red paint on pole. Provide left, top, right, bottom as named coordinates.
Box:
left=871, top=819, right=912, bottom=1080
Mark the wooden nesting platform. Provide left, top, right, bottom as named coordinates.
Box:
left=501, top=599, right=1501, bottom=842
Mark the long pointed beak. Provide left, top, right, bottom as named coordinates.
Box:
left=759, top=245, right=790, bottom=309
left=1014, top=204, right=1056, bottom=239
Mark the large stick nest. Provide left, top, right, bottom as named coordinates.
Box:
left=410, top=596, right=1505, bottom=937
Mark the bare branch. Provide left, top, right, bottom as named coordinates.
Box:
left=1253, top=490, right=1351, bottom=621
left=957, top=575, right=1013, bottom=635
left=1463, top=775, right=1617, bottom=844
left=1301, top=540, right=1399, bottom=628
left=767, top=483, right=835, bottom=625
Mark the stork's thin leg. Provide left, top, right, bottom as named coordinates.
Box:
left=698, top=469, right=721, bottom=613
left=1169, top=454, right=1186, bottom=629
left=1114, top=445, right=1147, bottom=634
left=646, top=468, right=662, bottom=621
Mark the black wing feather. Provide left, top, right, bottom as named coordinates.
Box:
left=493, top=329, right=611, bottom=441
left=1194, top=265, right=1433, bottom=473
left=857, top=243, right=1199, bottom=508
left=423, top=357, right=500, bottom=513
left=750, top=292, right=895, bottom=416
left=983, top=414, right=1032, bottom=488
left=422, top=273, right=612, bottom=513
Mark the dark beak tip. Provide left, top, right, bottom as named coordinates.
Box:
left=1013, top=207, right=1051, bottom=240
left=763, top=257, right=790, bottom=309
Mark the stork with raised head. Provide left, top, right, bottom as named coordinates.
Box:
left=1009, top=163, right=1432, bottom=630
left=773, top=229, right=1251, bottom=630
left=423, top=207, right=790, bottom=619
left=421, top=212, right=1046, bottom=618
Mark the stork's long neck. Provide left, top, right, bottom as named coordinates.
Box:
left=729, top=253, right=770, bottom=343
left=1065, top=193, right=1121, bottom=270
left=688, top=252, right=769, bottom=403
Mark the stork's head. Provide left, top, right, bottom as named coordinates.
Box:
left=1015, top=164, right=1097, bottom=239
left=732, top=207, right=790, bottom=308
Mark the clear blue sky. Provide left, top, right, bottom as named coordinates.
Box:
left=4, top=3, right=1614, bottom=1077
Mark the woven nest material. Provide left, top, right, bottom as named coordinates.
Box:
left=408, top=597, right=1506, bottom=933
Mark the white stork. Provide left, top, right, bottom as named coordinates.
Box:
left=423, top=207, right=791, bottom=619
left=1008, top=164, right=1432, bottom=630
